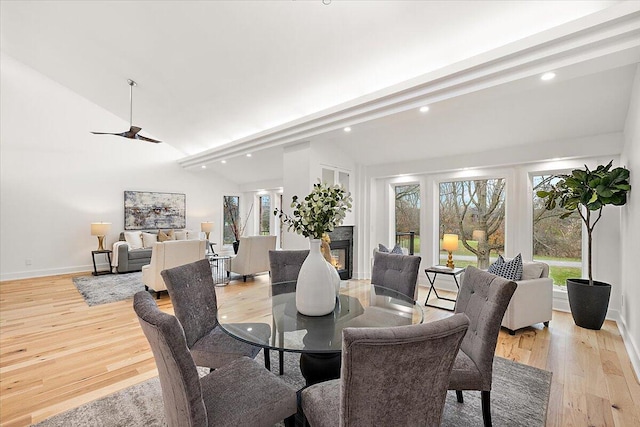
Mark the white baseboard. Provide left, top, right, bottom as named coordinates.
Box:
left=616, top=316, right=640, bottom=382
left=0, top=264, right=99, bottom=282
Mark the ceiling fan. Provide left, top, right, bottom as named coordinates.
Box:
left=91, top=79, right=161, bottom=143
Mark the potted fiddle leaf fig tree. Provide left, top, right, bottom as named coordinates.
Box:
left=537, top=161, right=631, bottom=330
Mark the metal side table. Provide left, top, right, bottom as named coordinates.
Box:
left=424, top=266, right=465, bottom=311
left=209, top=255, right=230, bottom=286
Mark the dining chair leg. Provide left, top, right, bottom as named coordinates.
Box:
left=264, top=348, right=271, bottom=370
left=481, top=390, right=492, bottom=427
left=279, top=350, right=284, bottom=375
left=456, top=390, right=463, bottom=403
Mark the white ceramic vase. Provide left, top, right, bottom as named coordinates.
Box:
left=326, top=260, right=341, bottom=295
left=296, top=238, right=337, bottom=316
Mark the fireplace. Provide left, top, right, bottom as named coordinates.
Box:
left=326, top=226, right=353, bottom=280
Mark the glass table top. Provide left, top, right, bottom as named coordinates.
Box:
left=217, top=281, right=424, bottom=353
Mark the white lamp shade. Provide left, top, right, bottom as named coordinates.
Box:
left=201, top=222, right=214, bottom=233
left=91, top=222, right=111, bottom=236
left=442, top=234, right=459, bottom=252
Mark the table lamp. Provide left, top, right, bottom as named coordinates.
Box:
left=201, top=222, right=214, bottom=240
left=442, top=233, right=459, bottom=268
left=91, top=222, right=111, bottom=251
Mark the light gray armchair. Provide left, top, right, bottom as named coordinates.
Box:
left=133, top=291, right=297, bottom=427
left=301, top=314, right=470, bottom=427
left=227, top=235, right=277, bottom=281
left=501, top=260, right=553, bottom=334
left=449, top=266, right=517, bottom=427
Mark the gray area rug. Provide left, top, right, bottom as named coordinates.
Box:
left=73, top=272, right=144, bottom=306
left=72, top=271, right=246, bottom=306
left=33, top=352, right=551, bottom=427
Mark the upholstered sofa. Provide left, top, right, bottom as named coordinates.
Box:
left=227, top=235, right=277, bottom=281
left=501, top=260, right=553, bottom=334
left=142, top=239, right=207, bottom=296
left=113, top=230, right=201, bottom=273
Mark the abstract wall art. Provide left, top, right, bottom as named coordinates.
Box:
left=124, top=191, right=186, bottom=230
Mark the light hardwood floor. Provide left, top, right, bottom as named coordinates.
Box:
left=1, top=272, right=639, bottom=427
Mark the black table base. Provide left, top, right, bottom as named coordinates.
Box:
left=299, top=352, right=341, bottom=386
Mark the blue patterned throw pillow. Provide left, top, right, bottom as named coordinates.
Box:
left=391, top=244, right=404, bottom=254
left=378, top=244, right=390, bottom=252
left=488, top=254, right=523, bottom=281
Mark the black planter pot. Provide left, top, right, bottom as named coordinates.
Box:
left=566, top=278, right=611, bottom=330
left=232, top=240, right=239, bottom=254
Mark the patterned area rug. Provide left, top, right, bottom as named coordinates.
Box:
left=32, top=352, right=551, bottom=426
left=72, top=272, right=144, bottom=306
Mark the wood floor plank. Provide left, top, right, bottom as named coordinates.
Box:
left=0, top=275, right=638, bottom=427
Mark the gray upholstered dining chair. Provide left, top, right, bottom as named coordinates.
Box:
left=301, top=313, right=470, bottom=427
left=449, top=265, right=517, bottom=427
left=269, top=249, right=309, bottom=284
left=133, top=291, right=297, bottom=427
left=268, top=249, right=309, bottom=374
left=371, top=251, right=421, bottom=301
left=160, top=259, right=273, bottom=370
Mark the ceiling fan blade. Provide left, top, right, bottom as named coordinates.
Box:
left=92, top=79, right=161, bottom=144
left=135, top=134, right=162, bottom=143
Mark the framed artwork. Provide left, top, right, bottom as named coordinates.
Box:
left=124, top=191, right=186, bottom=230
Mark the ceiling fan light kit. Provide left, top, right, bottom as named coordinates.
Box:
left=91, top=78, right=161, bottom=143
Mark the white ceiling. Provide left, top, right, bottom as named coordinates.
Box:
left=1, top=0, right=638, bottom=186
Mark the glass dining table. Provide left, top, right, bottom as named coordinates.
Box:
left=217, top=280, right=424, bottom=386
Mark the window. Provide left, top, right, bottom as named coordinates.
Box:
left=223, top=195, right=240, bottom=244
left=532, top=175, right=582, bottom=286
left=259, top=195, right=271, bottom=235
left=439, top=179, right=506, bottom=269
left=394, top=184, right=420, bottom=254
left=279, top=194, right=284, bottom=248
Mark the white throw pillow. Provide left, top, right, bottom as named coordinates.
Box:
left=174, top=230, right=188, bottom=240
left=521, top=261, right=545, bottom=280
left=124, top=231, right=144, bottom=250
left=142, top=232, right=157, bottom=249
left=187, top=230, right=202, bottom=240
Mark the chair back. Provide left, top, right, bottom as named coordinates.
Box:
left=133, top=291, right=207, bottom=427
left=371, top=251, right=421, bottom=300
left=269, top=250, right=309, bottom=283
left=161, top=259, right=217, bottom=349
left=145, top=239, right=207, bottom=292
left=340, top=314, right=469, bottom=426
left=455, top=266, right=517, bottom=389
left=229, top=236, right=277, bottom=276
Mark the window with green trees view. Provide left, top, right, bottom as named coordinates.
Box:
left=532, top=175, right=582, bottom=286
left=259, top=195, right=271, bottom=235
left=223, top=195, right=240, bottom=244
left=439, top=179, right=506, bottom=269
left=394, top=184, right=420, bottom=254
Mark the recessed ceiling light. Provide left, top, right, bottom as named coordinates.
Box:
left=246, top=153, right=252, bottom=157
left=201, top=165, right=207, bottom=169
left=541, top=72, right=556, bottom=81
left=221, top=160, right=227, bottom=164
left=344, top=127, right=351, bottom=132
left=419, top=106, right=430, bottom=113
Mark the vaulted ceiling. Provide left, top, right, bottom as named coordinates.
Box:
left=2, top=1, right=639, bottom=185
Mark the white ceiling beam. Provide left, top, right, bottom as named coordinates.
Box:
left=178, top=3, right=640, bottom=170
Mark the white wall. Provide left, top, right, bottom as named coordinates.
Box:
left=0, top=53, right=238, bottom=280
left=620, top=64, right=640, bottom=377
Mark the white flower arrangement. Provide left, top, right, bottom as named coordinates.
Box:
left=275, top=180, right=353, bottom=240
